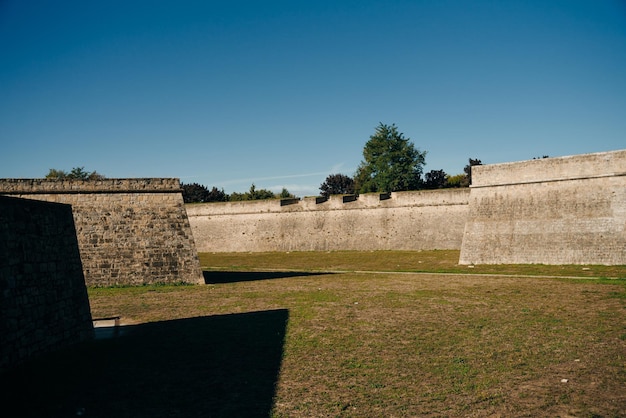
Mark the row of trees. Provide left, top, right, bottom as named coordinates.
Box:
left=45, top=165, right=297, bottom=203
left=44, top=166, right=293, bottom=203
left=45, top=163, right=477, bottom=202
left=44, top=123, right=482, bottom=203
left=318, top=162, right=479, bottom=198
left=181, top=183, right=295, bottom=203
left=186, top=123, right=481, bottom=202
left=319, top=123, right=481, bottom=198
left=45, top=167, right=106, bottom=180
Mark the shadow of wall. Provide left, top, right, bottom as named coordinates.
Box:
left=1, top=310, right=289, bottom=418
left=203, top=269, right=335, bottom=284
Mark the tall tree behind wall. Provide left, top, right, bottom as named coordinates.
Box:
left=354, top=123, right=427, bottom=193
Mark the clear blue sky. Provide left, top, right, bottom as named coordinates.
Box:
left=1, top=1, right=625, bottom=197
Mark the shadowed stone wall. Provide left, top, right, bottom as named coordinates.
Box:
left=459, top=150, right=626, bottom=265
left=0, top=196, right=93, bottom=372
left=0, top=179, right=204, bottom=286
left=187, top=189, right=470, bottom=252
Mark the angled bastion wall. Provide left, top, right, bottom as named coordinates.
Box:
left=0, top=178, right=204, bottom=286
left=187, top=188, right=470, bottom=252
left=1, top=196, right=94, bottom=372
left=459, top=150, right=626, bottom=265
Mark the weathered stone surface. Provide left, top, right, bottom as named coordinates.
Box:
left=188, top=149, right=625, bottom=265
left=187, top=189, right=470, bottom=252
left=0, top=179, right=204, bottom=286
left=0, top=196, right=93, bottom=372
left=459, top=150, right=626, bottom=265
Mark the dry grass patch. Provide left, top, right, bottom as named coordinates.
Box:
left=87, top=267, right=625, bottom=416
left=4, top=251, right=625, bottom=417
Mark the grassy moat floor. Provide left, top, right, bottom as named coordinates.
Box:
left=3, top=250, right=626, bottom=417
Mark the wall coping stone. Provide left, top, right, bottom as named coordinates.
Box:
left=186, top=188, right=470, bottom=217
left=0, top=178, right=181, bottom=194
left=472, top=149, right=626, bottom=187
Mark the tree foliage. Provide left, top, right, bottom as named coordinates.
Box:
left=445, top=173, right=465, bottom=188
left=182, top=183, right=229, bottom=203
left=181, top=182, right=294, bottom=202
left=182, top=183, right=209, bottom=203
left=423, top=169, right=448, bottom=189
left=207, top=187, right=228, bottom=202
left=279, top=188, right=295, bottom=199
left=45, top=167, right=105, bottom=180
left=462, top=158, right=482, bottom=186
left=319, top=173, right=355, bottom=198
left=354, top=123, right=427, bottom=193
left=181, top=183, right=228, bottom=203
left=229, top=184, right=279, bottom=201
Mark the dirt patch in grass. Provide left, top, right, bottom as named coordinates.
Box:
left=3, top=251, right=625, bottom=417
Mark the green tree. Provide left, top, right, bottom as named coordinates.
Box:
left=354, top=123, right=427, bottom=193
left=279, top=188, right=295, bottom=199
left=46, top=167, right=105, bottom=180
left=228, top=191, right=247, bottom=201
left=229, top=184, right=277, bottom=201
left=462, top=158, right=482, bottom=187
left=45, top=168, right=69, bottom=179
left=68, top=167, right=91, bottom=179
left=445, top=173, right=465, bottom=188
left=181, top=183, right=210, bottom=203
left=423, top=169, right=448, bottom=189
left=182, top=183, right=228, bottom=203
left=207, top=187, right=228, bottom=202
left=248, top=184, right=275, bottom=200
left=319, top=173, right=355, bottom=198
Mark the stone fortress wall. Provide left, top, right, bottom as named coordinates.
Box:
left=189, top=149, right=626, bottom=265
left=0, top=178, right=204, bottom=286
left=0, top=148, right=623, bottom=300
left=459, top=149, right=626, bottom=265
left=0, top=196, right=93, bottom=372
left=187, top=188, right=470, bottom=252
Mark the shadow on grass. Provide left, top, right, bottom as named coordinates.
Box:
left=203, top=270, right=333, bottom=284
left=1, top=309, right=289, bottom=418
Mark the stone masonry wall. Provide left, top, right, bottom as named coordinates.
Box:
left=459, top=150, right=626, bottom=265
left=188, top=149, right=625, bottom=265
left=0, top=196, right=94, bottom=372
left=187, top=188, right=470, bottom=252
left=0, top=179, right=204, bottom=286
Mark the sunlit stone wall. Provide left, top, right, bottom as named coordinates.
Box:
left=187, top=188, right=470, bottom=252
left=188, top=150, right=625, bottom=265
left=0, top=179, right=204, bottom=286
left=459, top=150, right=626, bottom=265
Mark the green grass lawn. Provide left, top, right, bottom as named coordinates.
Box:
left=3, top=251, right=625, bottom=417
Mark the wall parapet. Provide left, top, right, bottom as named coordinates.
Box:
left=0, top=178, right=181, bottom=194
left=187, top=188, right=470, bottom=217
left=472, top=149, right=626, bottom=187
left=187, top=188, right=470, bottom=253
